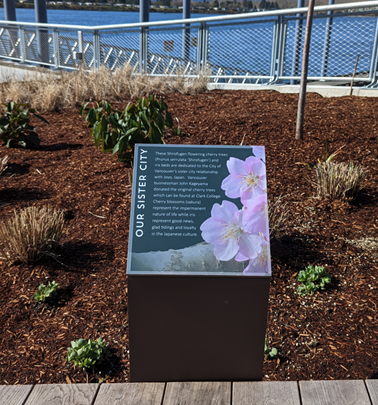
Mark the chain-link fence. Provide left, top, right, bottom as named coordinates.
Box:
left=0, top=2, right=378, bottom=86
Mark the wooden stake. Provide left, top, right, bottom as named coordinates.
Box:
left=349, top=54, right=360, bottom=96
left=295, top=0, right=316, bottom=141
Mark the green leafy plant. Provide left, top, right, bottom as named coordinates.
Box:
left=264, top=339, right=278, bottom=360
left=305, top=139, right=345, bottom=170
left=0, top=102, right=49, bottom=148
left=33, top=280, right=60, bottom=302
left=0, top=206, right=65, bottom=264
left=296, top=265, right=331, bottom=296
left=67, top=338, right=109, bottom=370
left=80, top=95, right=180, bottom=162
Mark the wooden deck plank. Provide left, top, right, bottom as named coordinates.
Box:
left=233, top=381, right=301, bottom=405
left=299, top=380, right=371, bottom=405
left=0, top=385, right=33, bottom=405
left=365, top=380, right=378, bottom=405
left=163, top=382, right=231, bottom=405
left=24, top=384, right=98, bottom=405
left=94, top=383, right=165, bottom=405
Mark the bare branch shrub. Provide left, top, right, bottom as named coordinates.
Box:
left=314, top=160, right=366, bottom=201
left=0, top=206, right=65, bottom=264
left=268, top=195, right=289, bottom=239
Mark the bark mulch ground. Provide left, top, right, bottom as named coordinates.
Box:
left=0, top=90, right=378, bottom=385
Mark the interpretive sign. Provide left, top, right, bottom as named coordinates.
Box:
left=127, top=144, right=271, bottom=276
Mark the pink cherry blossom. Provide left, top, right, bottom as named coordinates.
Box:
left=252, top=146, right=266, bottom=163
left=242, top=193, right=269, bottom=236
left=243, top=236, right=270, bottom=274
left=221, top=156, right=266, bottom=205
left=200, top=200, right=262, bottom=262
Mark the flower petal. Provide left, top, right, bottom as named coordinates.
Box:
left=238, top=233, right=263, bottom=260
left=214, top=238, right=239, bottom=261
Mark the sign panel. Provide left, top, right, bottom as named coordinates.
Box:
left=127, top=144, right=271, bottom=276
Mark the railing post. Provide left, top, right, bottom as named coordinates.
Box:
left=198, top=22, right=208, bottom=74
left=368, top=16, right=378, bottom=86
left=321, top=0, right=334, bottom=77
left=77, top=30, right=85, bottom=68
left=19, top=26, right=26, bottom=63
left=291, top=0, right=305, bottom=84
left=35, top=0, right=49, bottom=64
left=93, top=29, right=100, bottom=70
left=182, top=0, right=190, bottom=62
left=196, top=24, right=203, bottom=75
left=270, top=15, right=285, bottom=82
left=52, top=28, right=59, bottom=69
left=139, top=27, right=148, bottom=73
left=182, top=25, right=190, bottom=62
left=4, top=0, right=17, bottom=58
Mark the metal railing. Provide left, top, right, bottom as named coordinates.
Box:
left=0, top=1, right=378, bottom=86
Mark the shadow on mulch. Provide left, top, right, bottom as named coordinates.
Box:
left=58, top=241, right=115, bottom=269
left=40, top=143, right=84, bottom=152
left=350, top=189, right=378, bottom=207
left=272, top=235, right=326, bottom=262
left=1, top=187, right=49, bottom=202
left=6, top=162, right=31, bottom=176
left=48, top=285, right=75, bottom=307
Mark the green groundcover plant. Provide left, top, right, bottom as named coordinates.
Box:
left=296, top=265, right=331, bottom=296
left=67, top=338, right=110, bottom=370
left=264, top=338, right=278, bottom=360
left=81, top=95, right=180, bottom=162
left=33, top=281, right=60, bottom=302
left=0, top=102, right=49, bottom=148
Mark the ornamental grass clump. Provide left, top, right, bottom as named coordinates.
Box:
left=314, top=160, right=366, bottom=201
left=268, top=195, right=289, bottom=239
left=308, top=141, right=366, bottom=201
left=0, top=206, right=65, bottom=264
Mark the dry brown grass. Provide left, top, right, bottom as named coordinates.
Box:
left=0, top=155, right=8, bottom=175
left=314, top=160, right=366, bottom=201
left=0, top=206, right=65, bottom=264
left=0, top=66, right=209, bottom=111
left=268, top=195, right=290, bottom=239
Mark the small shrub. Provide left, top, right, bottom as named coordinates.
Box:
left=314, top=160, right=366, bottom=201
left=0, top=206, right=64, bottom=264
left=0, top=155, right=8, bottom=175
left=296, top=265, right=331, bottom=296
left=67, top=338, right=109, bottom=370
left=80, top=95, right=180, bottom=162
left=268, top=195, right=289, bottom=239
left=33, top=281, right=60, bottom=302
left=0, top=102, right=49, bottom=148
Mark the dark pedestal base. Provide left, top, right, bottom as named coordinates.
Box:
left=128, top=275, right=270, bottom=382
